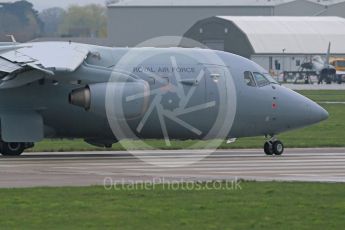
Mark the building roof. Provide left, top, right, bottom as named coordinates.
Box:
left=308, top=0, right=345, bottom=5
left=108, top=0, right=345, bottom=7
left=216, top=16, right=345, bottom=54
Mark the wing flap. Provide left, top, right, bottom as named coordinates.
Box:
left=1, top=50, right=35, bottom=63
left=0, top=57, right=22, bottom=73
left=2, top=42, right=89, bottom=72
left=0, top=42, right=89, bottom=89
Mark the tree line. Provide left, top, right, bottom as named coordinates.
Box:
left=0, top=0, right=107, bottom=42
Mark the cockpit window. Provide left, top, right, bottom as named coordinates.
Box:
left=263, top=73, right=279, bottom=84
left=244, top=71, right=256, bottom=87
left=253, top=72, right=270, bottom=87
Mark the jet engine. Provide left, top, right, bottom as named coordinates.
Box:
left=69, top=81, right=150, bottom=119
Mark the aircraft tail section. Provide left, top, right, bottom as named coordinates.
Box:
left=325, top=42, right=331, bottom=68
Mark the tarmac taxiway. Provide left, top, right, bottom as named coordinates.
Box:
left=1, top=148, right=345, bottom=188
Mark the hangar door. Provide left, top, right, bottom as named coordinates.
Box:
left=203, top=40, right=225, bottom=51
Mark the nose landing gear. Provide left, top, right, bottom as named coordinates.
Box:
left=264, top=137, right=284, bottom=156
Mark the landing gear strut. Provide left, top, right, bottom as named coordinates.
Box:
left=264, top=137, right=284, bottom=156
left=0, top=142, right=33, bottom=156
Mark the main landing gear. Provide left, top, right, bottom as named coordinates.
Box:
left=0, top=142, right=34, bottom=156
left=264, top=137, right=284, bottom=156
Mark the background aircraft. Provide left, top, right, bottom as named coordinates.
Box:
left=301, top=43, right=343, bottom=84
left=0, top=41, right=328, bottom=156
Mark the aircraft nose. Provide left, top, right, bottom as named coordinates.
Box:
left=276, top=87, right=329, bottom=131
left=309, top=103, right=329, bottom=124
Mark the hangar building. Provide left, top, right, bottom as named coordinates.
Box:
left=107, top=0, right=276, bottom=47
left=107, top=0, right=345, bottom=47
left=184, top=16, right=345, bottom=74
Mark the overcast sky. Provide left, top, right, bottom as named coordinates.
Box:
left=0, top=0, right=107, bottom=11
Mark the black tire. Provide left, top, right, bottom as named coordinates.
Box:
left=0, top=142, right=25, bottom=156
left=272, top=141, right=284, bottom=156
left=264, top=142, right=274, bottom=156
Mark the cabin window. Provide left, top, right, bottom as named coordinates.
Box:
left=244, top=71, right=256, bottom=87
left=253, top=72, right=270, bottom=87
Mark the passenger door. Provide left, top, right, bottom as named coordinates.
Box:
left=203, top=65, right=233, bottom=138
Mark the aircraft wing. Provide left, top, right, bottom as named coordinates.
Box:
left=0, top=42, right=89, bottom=89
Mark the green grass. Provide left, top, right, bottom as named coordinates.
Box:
left=296, top=90, right=345, bottom=102
left=27, top=90, right=345, bottom=152
left=1, top=182, right=345, bottom=229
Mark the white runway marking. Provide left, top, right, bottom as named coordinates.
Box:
left=319, top=102, right=345, bottom=104
left=1, top=148, right=345, bottom=187
left=284, top=84, right=345, bottom=90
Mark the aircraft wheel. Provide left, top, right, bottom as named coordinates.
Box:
left=272, top=141, right=284, bottom=156
left=264, top=142, right=274, bottom=156
left=0, top=142, right=25, bottom=156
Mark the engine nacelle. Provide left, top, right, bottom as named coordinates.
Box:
left=69, top=82, right=150, bottom=119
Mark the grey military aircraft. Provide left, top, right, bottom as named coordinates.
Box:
left=301, top=43, right=339, bottom=84
left=0, top=41, right=328, bottom=156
